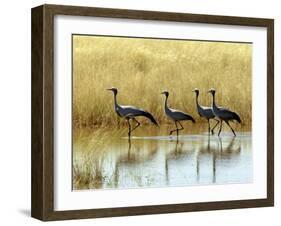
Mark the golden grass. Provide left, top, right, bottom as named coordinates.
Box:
left=73, top=35, right=252, bottom=128
left=72, top=128, right=119, bottom=189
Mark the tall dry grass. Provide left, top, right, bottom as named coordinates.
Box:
left=73, top=35, right=252, bottom=128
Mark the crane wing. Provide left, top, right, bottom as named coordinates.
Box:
left=119, top=105, right=145, bottom=117
left=217, top=106, right=229, bottom=111
left=217, top=108, right=241, bottom=123
left=119, top=105, right=158, bottom=126
left=170, top=108, right=195, bottom=123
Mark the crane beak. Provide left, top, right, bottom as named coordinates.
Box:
left=107, top=88, right=113, bottom=91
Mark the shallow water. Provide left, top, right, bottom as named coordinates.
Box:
left=73, top=126, right=252, bottom=190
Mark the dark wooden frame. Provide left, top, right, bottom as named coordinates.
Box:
left=31, top=4, right=274, bottom=221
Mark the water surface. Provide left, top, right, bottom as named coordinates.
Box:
left=73, top=126, right=252, bottom=190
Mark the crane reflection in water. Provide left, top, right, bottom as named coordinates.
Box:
left=73, top=128, right=252, bottom=190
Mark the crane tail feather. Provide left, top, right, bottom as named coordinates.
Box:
left=191, top=116, right=196, bottom=123
left=188, top=115, right=195, bottom=123
left=143, top=111, right=158, bottom=126
left=183, top=113, right=195, bottom=123
left=232, top=112, right=241, bottom=123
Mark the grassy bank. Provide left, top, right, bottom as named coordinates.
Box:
left=73, top=35, right=252, bottom=128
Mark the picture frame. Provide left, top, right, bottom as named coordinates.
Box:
left=31, top=4, right=274, bottom=221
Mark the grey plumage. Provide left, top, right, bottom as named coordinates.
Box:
left=192, top=88, right=219, bottom=134
left=161, top=90, right=195, bottom=136
left=208, top=88, right=241, bottom=136
left=107, top=87, right=158, bottom=137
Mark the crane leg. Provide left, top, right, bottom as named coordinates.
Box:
left=127, top=119, right=131, bottom=137
left=169, top=121, right=179, bottom=136
left=211, top=119, right=220, bottom=135
left=218, top=137, right=223, bottom=152
left=225, top=121, right=236, bottom=136
left=218, top=120, right=223, bottom=136
left=130, top=118, right=141, bottom=133
left=207, top=119, right=211, bottom=134
left=177, top=121, right=184, bottom=133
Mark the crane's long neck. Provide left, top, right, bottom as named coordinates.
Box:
left=113, top=93, right=119, bottom=109
left=164, top=96, right=169, bottom=111
left=211, top=93, right=218, bottom=110
left=195, top=93, right=200, bottom=108
left=164, top=95, right=170, bottom=113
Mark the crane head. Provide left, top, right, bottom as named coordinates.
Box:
left=160, top=90, right=169, bottom=97
left=207, top=88, right=216, bottom=95
left=107, top=87, right=118, bottom=95
left=192, top=88, right=199, bottom=94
